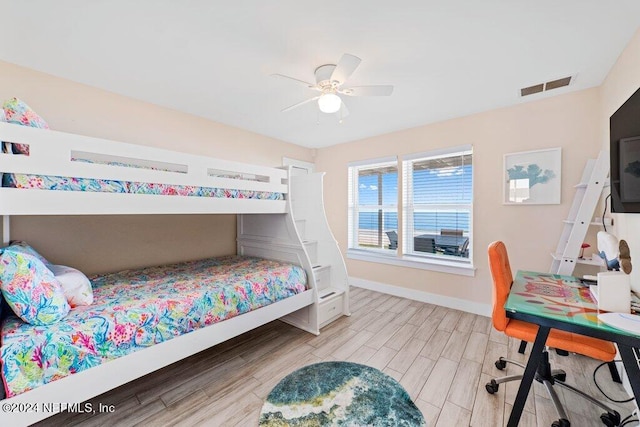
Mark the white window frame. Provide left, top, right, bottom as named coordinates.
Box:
left=347, top=147, right=475, bottom=277
left=402, top=145, right=473, bottom=271
left=347, top=156, right=398, bottom=256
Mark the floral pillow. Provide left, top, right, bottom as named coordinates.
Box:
left=2, top=97, right=50, bottom=155
left=6, top=241, right=54, bottom=272
left=50, top=264, right=94, bottom=307
left=0, top=249, right=70, bottom=325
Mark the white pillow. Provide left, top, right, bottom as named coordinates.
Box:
left=50, top=264, right=93, bottom=307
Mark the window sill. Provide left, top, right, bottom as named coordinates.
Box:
left=347, top=249, right=475, bottom=277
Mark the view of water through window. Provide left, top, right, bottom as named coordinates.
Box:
left=356, top=163, right=472, bottom=255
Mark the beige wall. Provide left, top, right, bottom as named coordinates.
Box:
left=316, top=89, right=603, bottom=306
left=0, top=60, right=313, bottom=274
left=599, top=29, right=640, bottom=291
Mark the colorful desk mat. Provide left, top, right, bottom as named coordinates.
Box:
left=506, top=270, right=639, bottom=337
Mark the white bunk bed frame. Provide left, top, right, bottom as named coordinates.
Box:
left=0, top=122, right=318, bottom=426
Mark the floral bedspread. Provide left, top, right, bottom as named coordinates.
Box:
left=2, top=173, right=284, bottom=200
left=0, top=256, right=306, bottom=397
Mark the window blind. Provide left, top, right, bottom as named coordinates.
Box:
left=402, top=147, right=473, bottom=260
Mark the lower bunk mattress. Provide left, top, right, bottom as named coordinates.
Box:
left=0, top=255, right=307, bottom=398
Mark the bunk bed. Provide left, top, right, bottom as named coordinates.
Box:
left=0, top=122, right=318, bottom=425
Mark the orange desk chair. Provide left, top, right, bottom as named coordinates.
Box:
left=487, top=241, right=621, bottom=427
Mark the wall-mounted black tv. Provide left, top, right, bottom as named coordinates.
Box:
left=610, top=86, right=640, bottom=213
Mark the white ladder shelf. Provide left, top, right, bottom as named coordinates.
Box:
left=550, top=151, right=609, bottom=276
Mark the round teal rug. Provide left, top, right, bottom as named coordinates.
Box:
left=259, top=361, right=426, bottom=426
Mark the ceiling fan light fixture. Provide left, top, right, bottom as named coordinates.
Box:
left=276, top=53, right=393, bottom=116
left=318, top=93, right=341, bottom=113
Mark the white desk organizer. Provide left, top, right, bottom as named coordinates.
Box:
left=596, top=271, right=631, bottom=313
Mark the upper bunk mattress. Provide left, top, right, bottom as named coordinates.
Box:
left=2, top=173, right=284, bottom=200
left=0, top=255, right=307, bottom=398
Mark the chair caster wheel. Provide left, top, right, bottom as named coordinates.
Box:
left=600, top=411, right=620, bottom=427
left=551, top=418, right=570, bottom=427
left=485, top=379, right=499, bottom=394
left=495, top=359, right=507, bottom=370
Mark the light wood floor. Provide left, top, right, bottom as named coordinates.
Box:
left=37, top=287, right=636, bottom=426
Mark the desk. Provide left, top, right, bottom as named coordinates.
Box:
left=505, top=271, right=640, bottom=427
left=415, top=234, right=467, bottom=252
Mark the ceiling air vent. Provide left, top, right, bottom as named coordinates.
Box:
left=521, top=84, right=544, bottom=97
left=520, top=76, right=573, bottom=97
left=545, top=76, right=572, bottom=90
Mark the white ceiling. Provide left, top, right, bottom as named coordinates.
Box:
left=2, top=1, right=640, bottom=148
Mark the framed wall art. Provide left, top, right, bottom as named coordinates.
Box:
left=503, top=148, right=561, bottom=205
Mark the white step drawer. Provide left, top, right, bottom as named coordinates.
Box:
left=318, top=294, right=344, bottom=326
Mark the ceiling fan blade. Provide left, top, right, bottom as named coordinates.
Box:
left=271, top=73, right=317, bottom=90
left=281, top=96, right=321, bottom=112
left=343, top=85, right=394, bottom=96
left=330, top=54, right=361, bottom=84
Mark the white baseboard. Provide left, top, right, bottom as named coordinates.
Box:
left=350, top=276, right=491, bottom=317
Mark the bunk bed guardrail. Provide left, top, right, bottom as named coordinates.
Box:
left=0, top=122, right=288, bottom=215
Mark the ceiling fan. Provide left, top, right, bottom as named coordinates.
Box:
left=273, top=53, right=394, bottom=118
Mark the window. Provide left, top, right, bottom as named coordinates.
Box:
left=403, top=146, right=473, bottom=263
left=348, top=157, right=398, bottom=252
left=348, top=146, right=473, bottom=274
